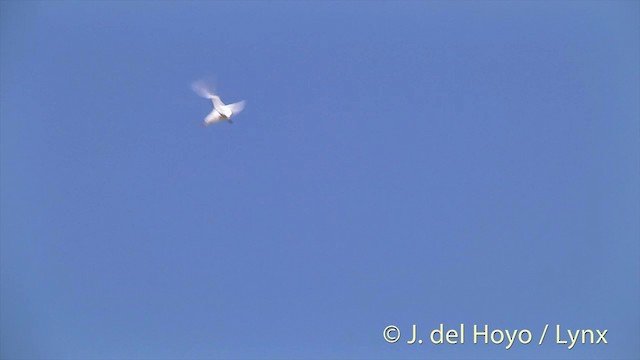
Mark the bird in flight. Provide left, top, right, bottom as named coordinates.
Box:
left=192, top=80, right=246, bottom=126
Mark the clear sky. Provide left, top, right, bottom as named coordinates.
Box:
left=1, top=1, right=638, bottom=359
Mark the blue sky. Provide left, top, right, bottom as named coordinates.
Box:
left=1, top=1, right=638, bottom=359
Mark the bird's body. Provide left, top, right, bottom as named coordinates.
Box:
left=192, top=81, right=246, bottom=126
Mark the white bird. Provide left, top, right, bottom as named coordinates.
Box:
left=192, top=81, right=246, bottom=126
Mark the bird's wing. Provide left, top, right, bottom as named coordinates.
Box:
left=191, top=80, right=215, bottom=99
left=210, top=95, right=226, bottom=112
left=227, top=100, right=246, bottom=115
left=204, top=110, right=222, bottom=125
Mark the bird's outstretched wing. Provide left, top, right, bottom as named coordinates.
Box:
left=227, top=100, right=246, bottom=115
left=203, top=110, right=222, bottom=126
left=191, top=80, right=215, bottom=99
left=210, top=95, right=226, bottom=113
